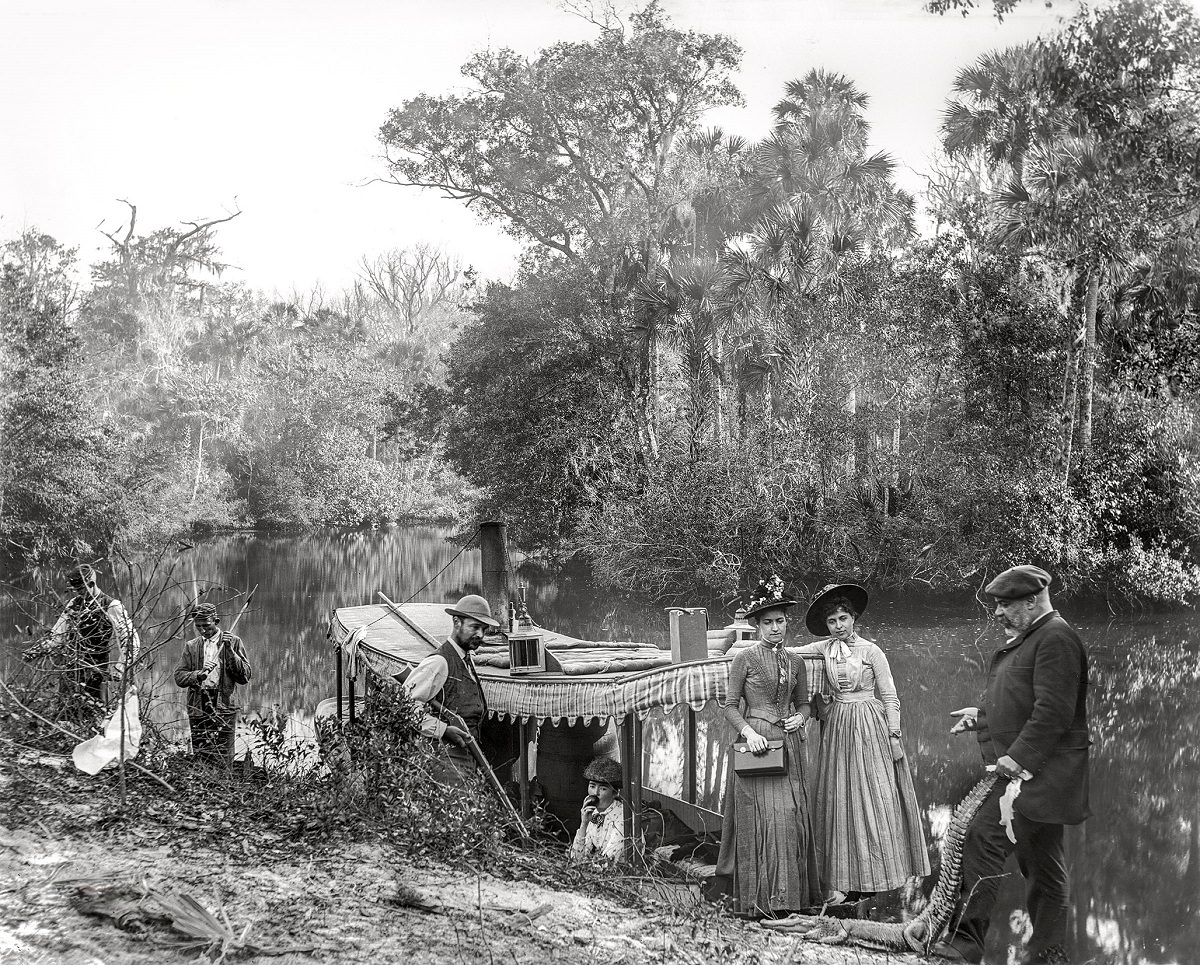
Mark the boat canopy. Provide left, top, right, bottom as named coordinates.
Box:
left=330, top=602, right=827, bottom=725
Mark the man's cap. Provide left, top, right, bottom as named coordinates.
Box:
left=445, top=594, right=499, bottom=628
left=192, top=603, right=220, bottom=620
left=66, top=564, right=97, bottom=587
left=985, top=565, right=1052, bottom=600
left=583, top=756, right=623, bottom=789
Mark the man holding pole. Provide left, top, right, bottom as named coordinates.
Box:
left=174, top=603, right=253, bottom=764
left=403, top=594, right=497, bottom=782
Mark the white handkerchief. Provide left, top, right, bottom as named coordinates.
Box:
left=996, top=767, right=1036, bottom=843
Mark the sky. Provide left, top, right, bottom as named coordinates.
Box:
left=0, top=0, right=1082, bottom=295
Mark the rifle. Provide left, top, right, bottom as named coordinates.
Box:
left=376, top=592, right=528, bottom=841
left=430, top=697, right=529, bottom=841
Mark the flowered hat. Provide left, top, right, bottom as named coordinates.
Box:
left=743, top=575, right=798, bottom=620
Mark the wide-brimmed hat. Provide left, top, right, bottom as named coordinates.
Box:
left=804, top=583, right=869, bottom=636
left=444, top=594, right=499, bottom=628
left=583, top=756, right=623, bottom=789
left=743, top=575, right=798, bottom=620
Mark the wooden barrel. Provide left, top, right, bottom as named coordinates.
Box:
left=536, top=719, right=611, bottom=835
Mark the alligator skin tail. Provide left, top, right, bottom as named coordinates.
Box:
left=902, top=773, right=1000, bottom=952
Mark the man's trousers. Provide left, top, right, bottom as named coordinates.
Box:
left=946, top=781, right=1071, bottom=963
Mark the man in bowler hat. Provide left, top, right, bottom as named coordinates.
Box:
left=933, top=565, right=1090, bottom=965
left=404, top=594, right=498, bottom=780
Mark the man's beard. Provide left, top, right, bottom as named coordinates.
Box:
left=454, top=631, right=481, bottom=651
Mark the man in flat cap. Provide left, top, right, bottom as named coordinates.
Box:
left=174, top=603, right=253, bottom=764
left=403, top=594, right=498, bottom=781
left=934, top=565, right=1090, bottom=965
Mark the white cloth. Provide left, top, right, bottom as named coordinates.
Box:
left=994, top=766, right=1035, bottom=843
left=72, top=690, right=142, bottom=774
left=404, top=638, right=474, bottom=739
left=571, top=801, right=625, bottom=862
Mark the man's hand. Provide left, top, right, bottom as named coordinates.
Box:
left=994, top=754, right=1028, bottom=780
left=201, top=659, right=219, bottom=680
left=442, top=725, right=471, bottom=747
left=949, top=706, right=979, bottom=735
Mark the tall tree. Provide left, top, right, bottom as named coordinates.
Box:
left=990, top=0, right=1200, bottom=473
left=378, top=2, right=741, bottom=285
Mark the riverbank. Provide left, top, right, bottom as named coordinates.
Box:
left=0, top=752, right=896, bottom=965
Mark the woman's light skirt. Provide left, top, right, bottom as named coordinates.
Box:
left=813, top=698, right=931, bottom=891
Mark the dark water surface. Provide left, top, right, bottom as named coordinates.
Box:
left=3, top=526, right=1198, bottom=965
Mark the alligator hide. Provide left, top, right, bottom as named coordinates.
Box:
left=762, top=773, right=1000, bottom=952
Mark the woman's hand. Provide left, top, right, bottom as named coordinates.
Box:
left=782, top=713, right=808, bottom=738
left=580, top=801, right=597, bottom=824
left=742, top=728, right=768, bottom=754
left=889, top=734, right=905, bottom=761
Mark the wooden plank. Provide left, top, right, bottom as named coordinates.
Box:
left=518, top=720, right=532, bottom=819
left=619, top=720, right=634, bottom=858
left=683, top=707, right=697, bottom=805
left=630, top=717, right=644, bottom=847
left=641, top=787, right=723, bottom=835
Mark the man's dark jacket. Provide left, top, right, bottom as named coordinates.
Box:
left=976, top=610, right=1091, bottom=825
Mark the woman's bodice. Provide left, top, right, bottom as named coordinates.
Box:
left=724, top=643, right=807, bottom=728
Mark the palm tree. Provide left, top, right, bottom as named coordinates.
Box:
left=725, top=70, right=913, bottom=444
left=942, top=45, right=1064, bottom=185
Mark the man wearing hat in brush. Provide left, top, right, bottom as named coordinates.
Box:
left=35, top=563, right=138, bottom=706
left=403, top=594, right=497, bottom=779
left=174, top=603, right=253, bottom=764
left=933, top=565, right=1090, bottom=965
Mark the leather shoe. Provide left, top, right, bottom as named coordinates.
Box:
left=929, top=941, right=982, bottom=964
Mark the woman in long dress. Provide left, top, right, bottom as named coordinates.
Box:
left=715, top=576, right=821, bottom=916
left=796, top=583, right=930, bottom=900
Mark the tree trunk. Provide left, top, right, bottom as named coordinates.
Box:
left=845, top=384, right=857, bottom=479
left=1078, top=268, right=1099, bottom=459
left=191, top=421, right=205, bottom=503
left=1061, top=333, right=1080, bottom=489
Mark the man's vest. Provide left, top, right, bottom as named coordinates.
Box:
left=72, top=593, right=116, bottom=676
left=436, top=639, right=487, bottom=732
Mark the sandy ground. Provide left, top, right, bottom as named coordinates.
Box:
left=0, top=754, right=901, bottom=965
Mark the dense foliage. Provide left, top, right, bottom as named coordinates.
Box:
left=397, top=0, right=1200, bottom=603
left=3, top=0, right=1197, bottom=604
left=0, top=219, right=473, bottom=567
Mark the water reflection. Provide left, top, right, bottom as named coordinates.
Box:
left=1, top=526, right=1197, bottom=964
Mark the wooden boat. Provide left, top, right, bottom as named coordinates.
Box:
left=327, top=596, right=828, bottom=852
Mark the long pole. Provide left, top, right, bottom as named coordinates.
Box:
left=228, top=584, right=258, bottom=633
left=376, top=593, right=527, bottom=840
left=430, top=698, right=529, bottom=841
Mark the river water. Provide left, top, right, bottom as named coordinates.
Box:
left=2, top=525, right=1197, bottom=965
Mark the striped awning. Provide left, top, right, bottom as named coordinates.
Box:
left=331, top=602, right=825, bottom=725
